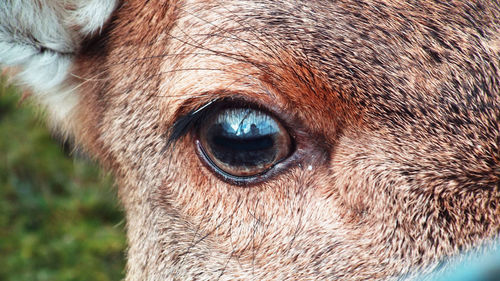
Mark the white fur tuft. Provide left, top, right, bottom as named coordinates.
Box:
left=70, top=0, right=119, bottom=36
left=0, top=0, right=118, bottom=130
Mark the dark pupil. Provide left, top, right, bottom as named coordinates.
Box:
left=207, top=124, right=277, bottom=167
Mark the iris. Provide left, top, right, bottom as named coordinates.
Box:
left=199, top=108, right=291, bottom=177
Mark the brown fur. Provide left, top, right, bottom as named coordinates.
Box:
left=6, top=0, right=500, bottom=280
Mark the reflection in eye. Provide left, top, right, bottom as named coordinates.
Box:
left=199, top=108, right=292, bottom=178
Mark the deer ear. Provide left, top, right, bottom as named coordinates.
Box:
left=0, top=0, right=118, bottom=133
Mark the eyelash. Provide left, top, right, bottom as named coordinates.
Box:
left=164, top=99, right=223, bottom=151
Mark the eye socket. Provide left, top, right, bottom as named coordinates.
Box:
left=198, top=107, right=292, bottom=178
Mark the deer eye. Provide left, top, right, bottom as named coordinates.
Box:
left=198, top=108, right=292, bottom=178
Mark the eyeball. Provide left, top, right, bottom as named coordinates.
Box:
left=198, top=107, right=292, bottom=178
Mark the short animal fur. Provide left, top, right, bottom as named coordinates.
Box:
left=1, top=0, right=499, bottom=280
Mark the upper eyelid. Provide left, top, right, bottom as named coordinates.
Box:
left=163, top=92, right=266, bottom=151
left=163, top=89, right=310, bottom=154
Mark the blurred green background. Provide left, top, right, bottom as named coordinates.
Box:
left=0, top=78, right=126, bottom=281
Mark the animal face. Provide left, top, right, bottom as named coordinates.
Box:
left=1, top=0, right=498, bottom=280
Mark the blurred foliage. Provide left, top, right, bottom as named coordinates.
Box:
left=0, top=78, right=126, bottom=281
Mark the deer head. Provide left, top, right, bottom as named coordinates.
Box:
left=1, top=0, right=498, bottom=280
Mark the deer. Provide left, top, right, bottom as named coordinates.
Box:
left=1, top=0, right=499, bottom=280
